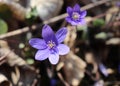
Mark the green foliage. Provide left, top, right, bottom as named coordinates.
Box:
left=77, top=26, right=88, bottom=40
left=93, top=19, right=105, bottom=27
left=95, top=32, right=107, bottom=39
left=26, top=58, right=34, bottom=65
left=25, top=7, right=38, bottom=25
left=26, top=7, right=38, bottom=19
left=19, top=43, right=25, bottom=49
left=77, top=25, right=87, bottom=31
left=0, top=19, right=8, bottom=34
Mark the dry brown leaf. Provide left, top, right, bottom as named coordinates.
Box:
left=64, top=26, right=77, bottom=49
left=0, top=40, right=27, bottom=66
left=106, top=38, right=120, bottom=45
left=11, top=67, right=20, bottom=85
left=105, top=6, right=119, bottom=23
left=85, top=52, right=98, bottom=74
left=59, top=51, right=86, bottom=86
left=57, top=25, right=87, bottom=86
left=0, top=73, right=12, bottom=86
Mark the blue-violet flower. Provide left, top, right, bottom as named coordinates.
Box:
left=66, top=4, right=87, bottom=26
left=99, top=63, right=108, bottom=77
left=29, top=25, right=70, bottom=64
left=116, top=2, right=120, bottom=7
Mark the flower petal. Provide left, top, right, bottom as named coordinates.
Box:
left=99, top=63, right=108, bottom=77
left=42, top=25, right=58, bottom=45
left=78, top=19, right=86, bottom=25
left=57, top=44, right=70, bottom=55
left=65, top=17, right=71, bottom=23
left=80, top=10, right=87, bottom=18
left=73, top=4, right=80, bottom=12
left=116, top=2, right=120, bottom=7
left=29, top=38, right=47, bottom=49
left=65, top=17, right=78, bottom=26
left=67, top=7, right=73, bottom=15
left=55, top=27, right=67, bottom=43
left=49, top=52, right=59, bottom=65
left=35, top=48, right=50, bottom=60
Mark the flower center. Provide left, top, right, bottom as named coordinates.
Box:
left=47, top=40, right=55, bottom=49
left=72, top=12, right=80, bottom=20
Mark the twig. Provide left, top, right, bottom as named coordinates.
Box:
left=0, top=59, right=6, bottom=65
left=0, top=0, right=111, bottom=39
left=105, top=81, right=120, bottom=85
left=0, top=24, right=42, bottom=39
left=87, top=10, right=118, bottom=24
left=0, top=10, right=118, bottom=39
left=0, top=49, right=12, bottom=65
left=105, top=7, right=120, bottom=29
left=0, top=49, right=12, bottom=61
left=57, top=72, right=70, bottom=86
left=31, top=79, right=38, bottom=86
left=85, top=70, right=100, bottom=81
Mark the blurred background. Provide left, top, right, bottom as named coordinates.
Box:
left=0, top=0, right=120, bottom=86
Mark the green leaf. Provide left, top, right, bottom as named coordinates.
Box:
left=26, top=58, right=34, bottom=64
left=77, top=26, right=88, bottom=40
left=0, top=19, right=8, bottom=34
left=95, top=32, right=107, bottom=39
left=93, top=19, right=105, bottom=27
left=19, top=43, right=25, bottom=49
left=26, top=7, right=38, bottom=19
left=25, top=7, right=38, bottom=25
left=77, top=25, right=87, bottom=31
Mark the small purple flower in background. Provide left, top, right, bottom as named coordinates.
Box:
left=118, top=63, right=120, bottom=73
left=99, top=63, right=108, bottom=77
left=116, top=2, right=120, bottom=7
left=66, top=4, right=87, bottom=26
left=29, top=25, right=70, bottom=65
left=94, top=80, right=104, bottom=86
left=50, top=78, right=57, bottom=86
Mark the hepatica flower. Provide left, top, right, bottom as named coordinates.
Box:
left=99, top=63, right=108, bottom=77
left=66, top=4, right=87, bottom=26
left=29, top=25, right=70, bottom=65
left=116, top=2, right=120, bottom=7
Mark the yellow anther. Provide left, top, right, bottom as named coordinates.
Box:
left=47, top=40, right=55, bottom=48
left=72, top=12, right=80, bottom=20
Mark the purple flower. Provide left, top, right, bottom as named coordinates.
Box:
left=99, top=63, right=108, bottom=77
left=94, top=80, right=104, bottom=86
left=118, top=63, right=120, bottom=73
left=29, top=25, right=70, bottom=65
left=66, top=4, right=87, bottom=26
left=116, top=2, right=120, bottom=7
